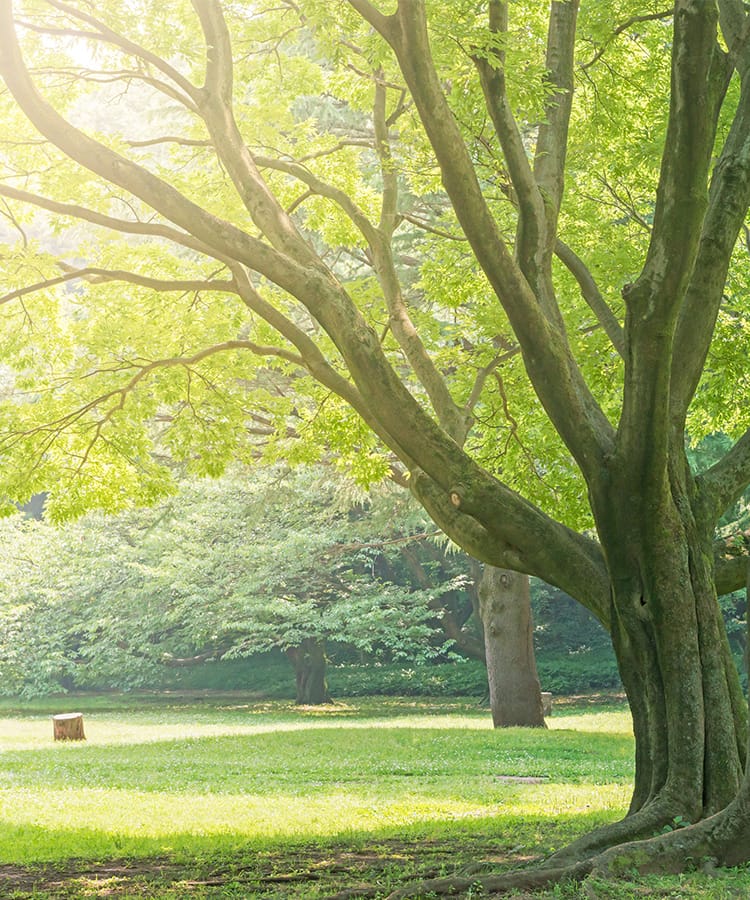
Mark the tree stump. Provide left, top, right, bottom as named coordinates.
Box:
left=52, top=712, right=85, bottom=741
left=541, top=692, right=553, bottom=717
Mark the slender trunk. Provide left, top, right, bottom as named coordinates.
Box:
left=478, top=566, right=546, bottom=727
left=286, top=638, right=331, bottom=705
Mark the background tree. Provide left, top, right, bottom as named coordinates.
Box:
left=1, top=0, right=750, bottom=885
left=0, top=467, right=467, bottom=704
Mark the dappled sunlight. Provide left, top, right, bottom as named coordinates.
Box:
left=0, top=699, right=635, bottom=867
left=0, top=700, right=635, bottom=752
left=0, top=782, right=630, bottom=863
left=548, top=709, right=634, bottom=736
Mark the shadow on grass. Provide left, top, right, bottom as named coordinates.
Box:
left=0, top=808, right=623, bottom=898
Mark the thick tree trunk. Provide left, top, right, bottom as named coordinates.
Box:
left=286, top=638, right=331, bottom=705
left=548, top=466, right=750, bottom=866
left=478, top=566, right=546, bottom=728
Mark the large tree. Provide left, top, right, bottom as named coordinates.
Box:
left=1, top=0, right=750, bottom=888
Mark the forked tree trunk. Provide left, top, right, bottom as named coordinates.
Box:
left=580, top=563, right=750, bottom=877
left=478, top=566, right=546, bottom=728
left=547, top=464, right=750, bottom=868
left=286, top=638, right=331, bottom=705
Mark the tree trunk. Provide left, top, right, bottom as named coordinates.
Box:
left=582, top=562, right=750, bottom=877
left=547, top=464, right=750, bottom=866
left=478, top=566, right=546, bottom=728
left=286, top=638, right=331, bottom=705
left=52, top=712, right=85, bottom=741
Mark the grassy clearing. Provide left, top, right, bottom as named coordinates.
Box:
left=0, top=694, right=747, bottom=897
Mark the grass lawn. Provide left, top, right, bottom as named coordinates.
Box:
left=0, top=693, right=747, bottom=897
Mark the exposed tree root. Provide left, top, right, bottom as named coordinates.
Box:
left=384, top=861, right=594, bottom=899
left=539, top=798, right=687, bottom=867
left=384, top=797, right=750, bottom=898
left=592, top=789, right=750, bottom=876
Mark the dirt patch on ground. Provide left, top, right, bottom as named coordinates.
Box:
left=0, top=837, right=533, bottom=898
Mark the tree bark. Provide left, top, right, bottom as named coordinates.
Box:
left=286, top=638, right=331, bottom=705
left=478, top=566, right=546, bottom=728
left=544, top=460, right=749, bottom=866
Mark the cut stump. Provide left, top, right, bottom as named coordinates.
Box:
left=52, top=712, right=85, bottom=741
left=541, top=692, right=552, bottom=717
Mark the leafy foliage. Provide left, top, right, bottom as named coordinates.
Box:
left=0, top=466, right=470, bottom=696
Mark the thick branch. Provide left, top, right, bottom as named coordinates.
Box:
left=359, top=0, right=615, bottom=485
left=697, top=427, right=750, bottom=522
left=229, top=266, right=418, bottom=469
left=670, top=64, right=750, bottom=422
left=534, top=0, right=580, bottom=243
left=191, top=0, right=316, bottom=262
left=623, top=3, right=726, bottom=319
left=473, top=1, right=552, bottom=319
left=718, top=0, right=750, bottom=73
left=714, top=551, right=750, bottom=596
left=409, top=469, right=610, bottom=625
left=617, top=3, right=728, bottom=495
left=345, top=0, right=396, bottom=39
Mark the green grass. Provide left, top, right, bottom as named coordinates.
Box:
left=0, top=694, right=633, bottom=864
left=0, top=694, right=747, bottom=897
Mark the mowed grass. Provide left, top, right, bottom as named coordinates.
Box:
left=0, top=694, right=634, bottom=866
left=1, top=695, right=749, bottom=898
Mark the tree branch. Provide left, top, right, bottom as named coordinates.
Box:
left=670, top=63, right=750, bottom=423
left=409, top=469, right=610, bottom=625
left=345, top=0, right=396, bottom=39
left=623, top=3, right=726, bottom=319
left=367, top=77, right=470, bottom=444
left=191, top=0, right=316, bottom=263
left=581, top=9, right=675, bottom=72
left=554, top=239, right=625, bottom=357
left=228, top=265, right=420, bottom=470
left=0, top=267, right=234, bottom=306
left=28, top=0, right=199, bottom=103
left=617, top=2, right=729, bottom=491
left=718, top=0, right=750, bottom=74
left=473, top=0, right=553, bottom=318
left=253, top=154, right=379, bottom=245
left=362, top=0, right=615, bottom=485
left=2, top=340, right=303, bottom=456
left=0, top=9, right=321, bottom=301
left=714, top=549, right=750, bottom=596
left=697, top=427, right=750, bottom=523
left=534, top=0, right=580, bottom=247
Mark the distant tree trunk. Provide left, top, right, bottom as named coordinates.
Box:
left=478, top=567, right=546, bottom=728
left=286, top=638, right=331, bottom=705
